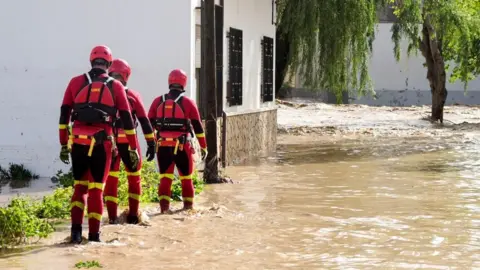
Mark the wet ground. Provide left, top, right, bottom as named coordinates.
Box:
left=1, top=102, right=480, bottom=269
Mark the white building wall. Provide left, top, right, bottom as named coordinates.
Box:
left=222, top=0, right=276, bottom=114
left=369, top=23, right=480, bottom=92
left=0, top=0, right=196, bottom=177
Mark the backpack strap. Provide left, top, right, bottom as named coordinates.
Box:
left=97, top=77, right=115, bottom=104
left=174, top=92, right=185, bottom=103
left=85, top=73, right=92, bottom=84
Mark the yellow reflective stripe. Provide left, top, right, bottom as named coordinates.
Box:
left=77, top=135, right=89, bottom=139
left=159, top=195, right=170, bottom=202
left=59, top=124, right=67, bottom=129
left=74, top=180, right=89, bottom=187
left=124, top=129, right=136, bottom=135
left=105, top=196, right=118, bottom=204
left=70, top=201, right=85, bottom=210
left=87, top=137, right=96, bottom=157
left=179, top=175, right=192, bottom=180
left=88, top=212, right=102, bottom=221
left=126, top=171, right=141, bottom=176
left=159, top=173, right=175, bottom=180
left=117, top=134, right=126, bottom=138
left=128, top=193, right=140, bottom=201
left=109, top=171, right=120, bottom=178
left=183, top=197, right=194, bottom=202
left=173, top=140, right=180, bottom=155
left=195, top=133, right=205, bottom=138
left=88, top=182, right=104, bottom=190
left=145, top=133, right=155, bottom=139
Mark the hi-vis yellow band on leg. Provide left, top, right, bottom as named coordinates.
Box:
left=183, top=197, right=194, bottom=202
left=109, top=171, right=120, bottom=178
left=105, top=196, right=119, bottom=204
left=145, top=133, right=155, bottom=139
left=124, top=129, right=136, bottom=135
left=59, top=124, right=67, bottom=129
left=179, top=175, right=192, bottom=181
left=74, top=180, right=89, bottom=187
left=88, top=182, right=104, bottom=190
left=128, top=193, right=140, bottom=201
left=88, top=212, right=102, bottom=221
left=158, top=195, right=170, bottom=202
left=70, top=201, right=85, bottom=210
left=195, top=133, right=205, bottom=138
left=159, top=173, right=175, bottom=180
left=126, top=170, right=141, bottom=176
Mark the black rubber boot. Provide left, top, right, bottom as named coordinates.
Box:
left=88, top=232, right=101, bottom=242
left=126, top=215, right=139, bottom=224
left=70, top=224, right=82, bottom=244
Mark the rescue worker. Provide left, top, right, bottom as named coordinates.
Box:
left=58, top=45, right=140, bottom=243
left=148, top=69, right=207, bottom=213
left=104, top=58, right=156, bottom=224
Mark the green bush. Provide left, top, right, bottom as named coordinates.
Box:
left=0, top=161, right=205, bottom=248
left=0, top=197, right=54, bottom=248
left=0, top=163, right=39, bottom=181
left=50, top=168, right=74, bottom=188
left=117, top=161, right=205, bottom=205
left=53, top=161, right=205, bottom=205
left=36, top=187, right=73, bottom=219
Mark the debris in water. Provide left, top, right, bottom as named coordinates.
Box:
left=115, top=209, right=151, bottom=226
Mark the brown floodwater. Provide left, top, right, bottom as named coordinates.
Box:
left=0, top=135, right=479, bottom=269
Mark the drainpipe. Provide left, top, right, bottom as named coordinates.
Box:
left=221, top=111, right=227, bottom=168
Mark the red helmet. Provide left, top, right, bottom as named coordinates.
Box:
left=168, top=69, right=187, bottom=89
left=109, top=58, right=131, bottom=83
left=89, top=45, right=113, bottom=63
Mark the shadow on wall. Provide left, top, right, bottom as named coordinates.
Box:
left=278, top=87, right=350, bottom=104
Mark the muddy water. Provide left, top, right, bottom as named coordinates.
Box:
left=1, top=136, right=479, bottom=269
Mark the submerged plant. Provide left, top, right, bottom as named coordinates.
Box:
left=0, top=163, right=39, bottom=181
left=75, top=260, right=103, bottom=268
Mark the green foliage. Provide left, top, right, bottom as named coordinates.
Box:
left=0, top=163, right=39, bottom=181
left=0, top=197, right=54, bottom=248
left=36, top=187, right=73, bottom=219
left=276, top=0, right=389, bottom=102
left=117, top=161, right=204, bottom=205
left=50, top=168, right=74, bottom=188
left=0, top=161, right=204, bottom=248
left=75, top=260, right=103, bottom=268
left=390, top=0, right=480, bottom=88
left=53, top=161, right=205, bottom=205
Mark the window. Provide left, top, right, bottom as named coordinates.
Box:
left=227, top=27, right=243, bottom=106
left=261, top=36, right=274, bottom=102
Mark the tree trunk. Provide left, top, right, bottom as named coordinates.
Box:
left=419, top=18, right=447, bottom=123
left=275, top=29, right=290, bottom=98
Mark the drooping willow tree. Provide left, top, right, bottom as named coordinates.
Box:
left=277, top=0, right=480, bottom=122
left=276, top=0, right=389, bottom=102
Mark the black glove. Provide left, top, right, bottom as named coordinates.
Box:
left=146, top=141, right=156, bottom=162
left=59, top=145, right=70, bottom=164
